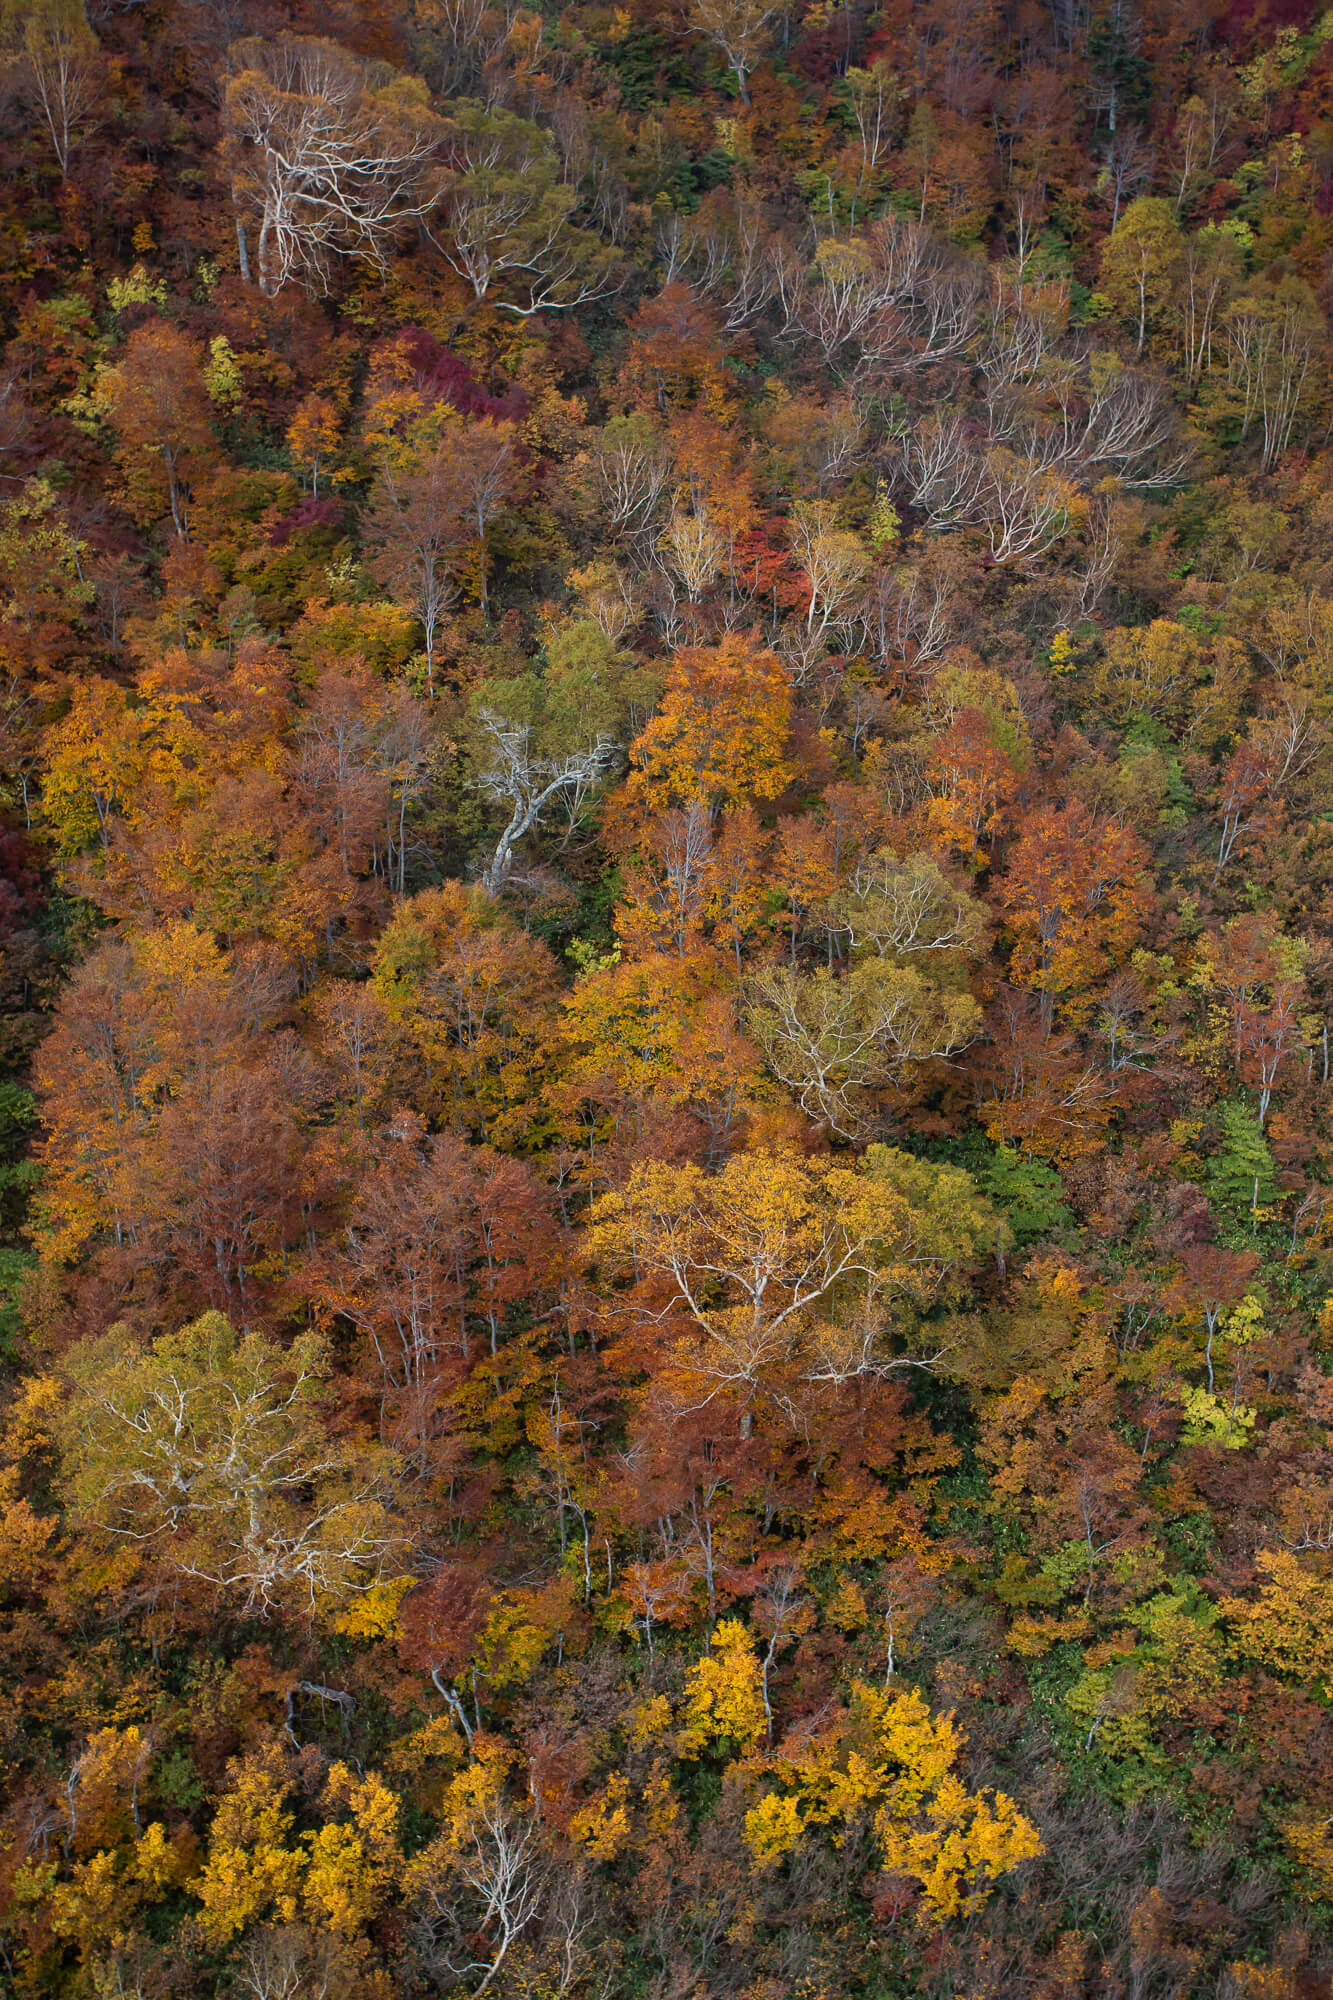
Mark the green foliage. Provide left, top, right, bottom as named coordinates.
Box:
left=980, top=1147, right=1074, bottom=1247
left=1207, top=1102, right=1278, bottom=1231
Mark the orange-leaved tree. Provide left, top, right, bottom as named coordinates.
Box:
left=999, top=801, right=1151, bottom=1029
left=624, top=632, right=796, bottom=822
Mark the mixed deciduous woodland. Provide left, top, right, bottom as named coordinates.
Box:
left=6, top=0, right=1333, bottom=1990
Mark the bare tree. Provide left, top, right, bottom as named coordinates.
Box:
left=1215, top=692, right=1324, bottom=876
left=747, top=960, right=979, bottom=1140
left=979, top=271, right=1068, bottom=388
left=833, top=849, right=988, bottom=960
left=1224, top=280, right=1324, bottom=472
left=62, top=1316, right=405, bottom=1619
left=452, top=420, right=519, bottom=620
left=412, top=1790, right=547, bottom=1995
left=981, top=449, right=1075, bottom=567
left=582, top=421, right=672, bottom=548
left=231, top=1925, right=350, bottom=2000
left=473, top=705, right=616, bottom=895
left=781, top=214, right=983, bottom=382
left=410, top=0, right=511, bottom=98
left=858, top=558, right=957, bottom=674
left=655, top=193, right=779, bottom=333
left=223, top=35, right=447, bottom=296
left=1103, top=124, right=1154, bottom=229
left=787, top=499, right=870, bottom=646
left=1175, top=224, right=1241, bottom=382
left=900, top=409, right=987, bottom=527
left=842, top=57, right=901, bottom=210
left=986, top=352, right=1190, bottom=489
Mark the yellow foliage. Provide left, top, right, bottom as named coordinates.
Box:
left=641, top=1762, right=680, bottom=1841
left=1006, top=1612, right=1092, bottom=1658
left=130, top=1821, right=181, bottom=1896
left=383, top=1716, right=468, bottom=1776
left=302, top=1822, right=375, bottom=1937
left=1221, top=1549, right=1333, bottom=1697
left=440, top=1737, right=511, bottom=1839
left=1228, top=1967, right=1306, bottom=2000
left=679, top=1620, right=767, bottom=1757
left=1048, top=629, right=1076, bottom=675
left=823, top=1577, right=871, bottom=1633
left=193, top=1749, right=401, bottom=1946
left=743, top=1683, right=1042, bottom=1921
left=47, top=1820, right=185, bottom=1959
left=629, top=1693, right=675, bottom=1747
left=3, top=1373, right=63, bottom=1456
left=1091, top=618, right=1244, bottom=745
left=562, top=951, right=707, bottom=1104
left=0, top=1468, right=55, bottom=1595
left=327, top=1575, right=415, bottom=1639
left=1284, top=1812, right=1333, bottom=1899
left=590, top=1145, right=988, bottom=1403
left=745, top=1789, right=805, bottom=1861
left=569, top=1773, right=632, bottom=1861
left=41, top=678, right=206, bottom=861
left=191, top=1745, right=304, bottom=1946
left=48, top=1850, right=139, bottom=1955
left=65, top=1727, right=153, bottom=1857
left=302, top=1770, right=399, bottom=1938
left=878, top=1768, right=1042, bottom=1920
left=1180, top=1385, right=1256, bottom=1449
left=473, top=1582, right=573, bottom=1692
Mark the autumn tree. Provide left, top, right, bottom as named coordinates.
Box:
left=1219, top=278, right=1325, bottom=472
left=0, top=476, right=94, bottom=672
left=467, top=668, right=618, bottom=896
left=744, top=1680, right=1042, bottom=1921
left=747, top=960, right=979, bottom=1140
left=589, top=1146, right=991, bottom=1417
left=286, top=394, right=342, bottom=497
left=438, top=102, right=621, bottom=315
left=224, top=35, right=447, bottom=297
left=976, top=988, right=1117, bottom=1162
left=1097, top=197, right=1182, bottom=355
left=99, top=324, right=215, bottom=538
left=60, top=1314, right=404, bottom=1618
left=999, top=802, right=1151, bottom=1029
left=625, top=632, right=795, bottom=822
left=362, top=443, right=465, bottom=693
left=689, top=0, right=789, bottom=103
left=832, top=849, right=988, bottom=962
left=407, top=1741, right=547, bottom=1993
left=2, top=0, right=104, bottom=175
left=370, top=882, right=559, bottom=1142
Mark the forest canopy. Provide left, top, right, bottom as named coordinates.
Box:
left=3, top=0, right=1333, bottom=1993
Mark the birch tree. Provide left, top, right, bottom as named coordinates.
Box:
left=3, top=0, right=104, bottom=175
left=437, top=102, right=621, bottom=315
left=223, top=35, right=447, bottom=297
left=60, top=1313, right=404, bottom=1618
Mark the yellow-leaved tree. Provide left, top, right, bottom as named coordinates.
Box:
left=588, top=1144, right=993, bottom=1419
left=193, top=1743, right=401, bottom=1946
left=678, top=1618, right=767, bottom=1757
left=1221, top=1548, right=1333, bottom=1700
left=59, top=1313, right=404, bottom=1619
left=743, top=1681, right=1042, bottom=1921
